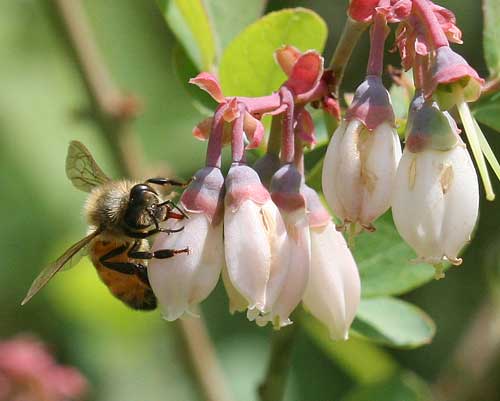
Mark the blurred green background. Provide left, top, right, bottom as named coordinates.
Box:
left=1, top=0, right=500, bottom=400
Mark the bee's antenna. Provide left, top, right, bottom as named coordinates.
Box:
left=146, top=178, right=190, bottom=187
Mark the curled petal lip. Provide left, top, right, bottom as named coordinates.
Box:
left=284, top=51, right=324, bottom=99
left=189, top=72, right=225, bottom=103
left=243, top=112, right=265, bottom=149
left=274, top=45, right=302, bottom=76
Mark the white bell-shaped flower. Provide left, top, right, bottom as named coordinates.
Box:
left=256, top=164, right=311, bottom=328
left=302, top=186, right=361, bottom=340
left=322, top=120, right=401, bottom=230
left=392, top=94, right=479, bottom=277
left=223, top=164, right=288, bottom=318
left=392, top=146, right=479, bottom=275
left=256, top=209, right=310, bottom=328
left=149, top=215, right=223, bottom=320
left=322, top=76, right=401, bottom=230
left=148, top=167, right=224, bottom=320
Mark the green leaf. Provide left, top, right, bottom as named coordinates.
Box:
left=304, top=141, right=328, bottom=171
left=300, top=310, right=398, bottom=384
left=473, top=96, right=500, bottom=132
left=205, top=0, right=267, bottom=53
left=219, top=8, right=328, bottom=96
left=351, top=297, right=436, bottom=349
left=389, top=70, right=414, bottom=137
left=156, top=0, right=217, bottom=71
left=342, top=372, right=433, bottom=401
left=483, top=0, right=500, bottom=77
left=354, top=212, right=437, bottom=297
left=172, top=44, right=217, bottom=113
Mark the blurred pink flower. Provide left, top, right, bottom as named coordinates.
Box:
left=0, top=336, right=88, bottom=401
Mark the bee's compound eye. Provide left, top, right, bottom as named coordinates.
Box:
left=129, top=184, right=152, bottom=203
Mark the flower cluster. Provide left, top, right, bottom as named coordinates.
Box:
left=148, top=47, right=360, bottom=340
left=322, top=0, right=499, bottom=278
left=149, top=0, right=497, bottom=336
left=0, top=336, right=88, bottom=401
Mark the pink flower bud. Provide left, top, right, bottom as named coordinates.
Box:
left=148, top=167, right=224, bottom=320
left=302, top=187, right=360, bottom=340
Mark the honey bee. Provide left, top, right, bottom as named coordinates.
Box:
left=22, top=141, right=189, bottom=310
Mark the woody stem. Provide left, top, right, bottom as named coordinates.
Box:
left=329, top=17, right=369, bottom=96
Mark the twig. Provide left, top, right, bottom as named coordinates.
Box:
left=52, top=0, right=144, bottom=177
left=328, top=17, right=368, bottom=97
left=258, top=325, right=298, bottom=401
left=481, top=76, right=500, bottom=97
left=51, top=2, right=232, bottom=401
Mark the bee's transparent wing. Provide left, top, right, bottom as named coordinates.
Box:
left=60, top=243, right=88, bottom=272
left=21, top=230, right=101, bottom=305
left=66, top=140, right=110, bottom=192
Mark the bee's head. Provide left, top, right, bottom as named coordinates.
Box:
left=124, top=184, right=163, bottom=230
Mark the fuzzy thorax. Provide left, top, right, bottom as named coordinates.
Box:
left=84, top=180, right=136, bottom=233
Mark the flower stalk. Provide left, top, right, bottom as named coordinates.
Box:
left=366, top=6, right=388, bottom=77
left=206, top=104, right=227, bottom=168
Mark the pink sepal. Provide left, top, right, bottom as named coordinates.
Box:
left=192, top=117, right=213, bottom=141
left=303, top=186, right=331, bottom=228
left=192, top=117, right=232, bottom=145
left=348, top=0, right=379, bottom=22
left=270, top=164, right=306, bottom=212
left=189, top=72, right=225, bottom=103
left=225, top=165, right=270, bottom=211
left=431, top=3, right=462, bottom=44
left=322, top=96, right=341, bottom=120
left=244, top=112, right=265, bottom=149
left=349, top=0, right=411, bottom=23
left=223, top=98, right=240, bottom=122
left=181, top=167, right=225, bottom=224
left=284, top=51, right=324, bottom=98
left=345, top=75, right=395, bottom=130
left=383, top=0, right=411, bottom=22
left=295, top=108, right=316, bottom=145
left=274, top=45, right=302, bottom=76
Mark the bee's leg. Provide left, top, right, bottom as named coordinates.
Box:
left=128, top=242, right=190, bottom=260
left=146, top=178, right=191, bottom=187
left=100, top=243, right=150, bottom=285
left=156, top=200, right=189, bottom=219
left=128, top=240, right=189, bottom=259
left=124, top=226, right=184, bottom=239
